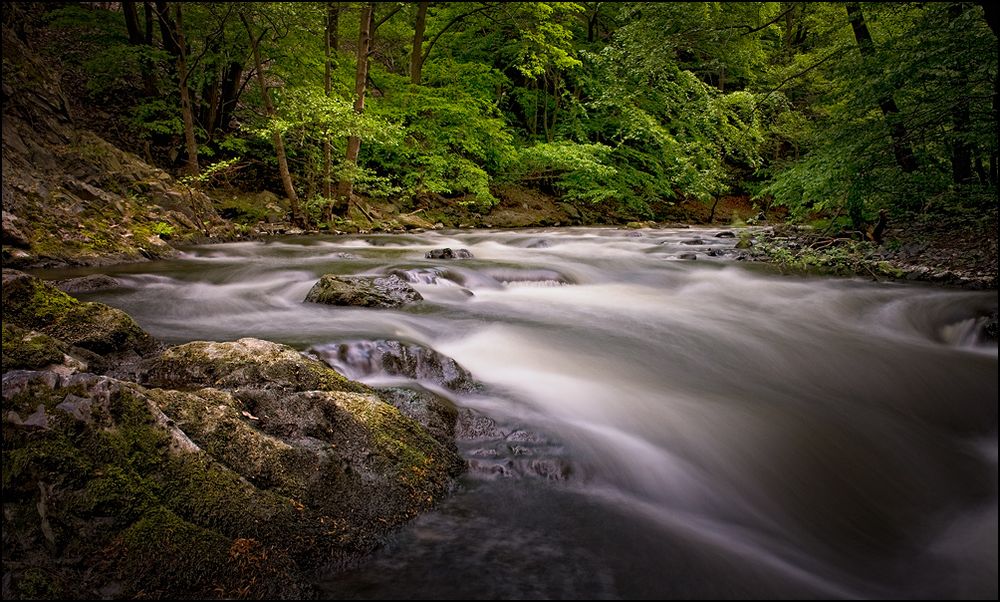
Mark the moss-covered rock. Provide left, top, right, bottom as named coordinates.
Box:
left=1, top=324, right=66, bottom=371
left=2, top=278, right=462, bottom=598
left=1, top=269, right=155, bottom=356
left=140, top=337, right=367, bottom=393
left=304, top=274, right=423, bottom=308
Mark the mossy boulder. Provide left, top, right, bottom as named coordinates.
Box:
left=4, top=345, right=463, bottom=598
left=2, top=275, right=463, bottom=598
left=304, top=274, right=422, bottom=308
left=1, top=371, right=307, bottom=599
left=1, top=269, right=155, bottom=356
left=1, top=323, right=67, bottom=371
left=139, top=337, right=464, bottom=529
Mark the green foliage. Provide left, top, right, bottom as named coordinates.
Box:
left=29, top=2, right=999, bottom=222
left=366, top=63, right=516, bottom=207
left=151, top=221, right=175, bottom=237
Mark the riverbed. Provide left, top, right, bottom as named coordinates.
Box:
left=51, top=227, right=998, bottom=599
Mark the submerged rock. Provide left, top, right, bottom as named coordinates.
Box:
left=715, top=231, right=736, bottom=238
left=311, top=339, right=477, bottom=393
left=425, top=247, right=474, bottom=260
left=52, top=274, right=122, bottom=294
left=304, top=273, right=422, bottom=308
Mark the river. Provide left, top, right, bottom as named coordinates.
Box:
left=53, top=227, right=998, bottom=599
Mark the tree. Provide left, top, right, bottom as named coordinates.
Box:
left=323, top=1, right=340, bottom=221
left=174, top=3, right=199, bottom=175
left=240, top=8, right=303, bottom=225
left=338, top=2, right=373, bottom=212
left=844, top=2, right=918, bottom=174
left=409, top=1, right=428, bottom=84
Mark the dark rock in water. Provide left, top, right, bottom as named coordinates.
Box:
left=52, top=274, right=122, bottom=294
left=678, top=253, right=697, bottom=260
left=983, top=308, right=998, bottom=342
left=425, top=247, right=474, bottom=259
left=715, top=231, right=736, bottom=238
left=304, top=273, right=422, bottom=308
left=311, top=339, right=476, bottom=393
left=456, top=408, right=573, bottom=481
left=681, top=238, right=704, bottom=245
left=526, top=239, right=551, bottom=248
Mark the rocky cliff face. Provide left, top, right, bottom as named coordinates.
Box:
left=1, top=25, right=230, bottom=268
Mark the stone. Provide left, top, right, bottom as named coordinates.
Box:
left=304, top=274, right=422, bottom=308
left=52, top=274, right=121, bottom=294
left=715, top=231, right=736, bottom=238
left=425, top=248, right=474, bottom=260
left=1, top=269, right=155, bottom=356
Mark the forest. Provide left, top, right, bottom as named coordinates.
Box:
left=4, top=2, right=997, bottom=233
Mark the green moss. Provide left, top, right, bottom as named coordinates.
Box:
left=1, top=324, right=66, bottom=371
left=2, top=271, right=155, bottom=355
left=1, top=274, right=79, bottom=328
left=116, top=506, right=234, bottom=597
left=13, top=567, right=63, bottom=600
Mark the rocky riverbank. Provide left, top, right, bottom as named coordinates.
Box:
left=735, top=213, right=998, bottom=290
left=1, top=269, right=463, bottom=599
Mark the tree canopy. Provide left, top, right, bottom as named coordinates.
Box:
left=33, top=1, right=999, bottom=225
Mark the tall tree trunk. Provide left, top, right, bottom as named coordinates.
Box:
left=197, top=39, right=221, bottom=141
left=338, top=2, right=373, bottom=212
left=123, top=1, right=157, bottom=95
left=123, top=1, right=143, bottom=43
left=242, top=15, right=303, bottom=226
left=217, top=61, right=244, bottom=133
left=143, top=1, right=154, bottom=45
left=174, top=4, right=199, bottom=175
left=845, top=3, right=918, bottom=173
left=409, top=1, right=428, bottom=84
left=323, top=2, right=340, bottom=222
left=154, top=0, right=180, bottom=58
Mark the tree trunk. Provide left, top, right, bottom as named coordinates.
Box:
left=143, top=1, right=154, bottom=45
left=154, top=0, right=180, bottom=58
left=217, top=61, right=244, bottom=133
left=242, top=15, right=303, bottom=226
left=323, top=2, right=340, bottom=222
left=124, top=1, right=157, bottom=96
left=123, top=1, right=143, bottom=43
left=410, top=1, right=428, bottom=84
left=338, top=2, right=373, bottom=212
left=174, top=4, right=199, bottom=175
left=845, top=3, right=918, bottom=173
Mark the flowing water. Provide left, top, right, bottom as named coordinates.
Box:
left=51, top=227, right=997, bottom=599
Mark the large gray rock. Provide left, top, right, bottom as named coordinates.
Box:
left=304, top=274, right=422, bottom=308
